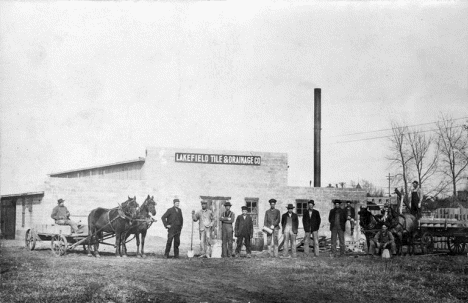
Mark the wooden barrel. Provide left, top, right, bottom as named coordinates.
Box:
left=251, top=231, right=264, bottom=251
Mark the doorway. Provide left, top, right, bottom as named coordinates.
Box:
left=1, top=199, right=16, bottom=239
left=200, top=196, right=231, bottom=240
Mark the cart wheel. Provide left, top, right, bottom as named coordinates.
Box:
left=25, top=229, right=36, bottom=251
left=51, top=234, right=68, bottom=256
left=447, top=236, right=466, bottom=255
left=420, top=232, right=434, bottom=254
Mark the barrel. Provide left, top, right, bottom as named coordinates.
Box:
left=251, top=231, right=264, bottom=251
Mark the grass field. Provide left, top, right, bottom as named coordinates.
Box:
left=1, top=241, right=468, bottom=303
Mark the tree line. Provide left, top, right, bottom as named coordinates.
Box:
left=387, top=114, right=468, bottom=204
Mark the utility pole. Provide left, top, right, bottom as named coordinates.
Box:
left=386, top=173, right=392, bottom=197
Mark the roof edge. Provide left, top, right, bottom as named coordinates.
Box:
left=48, top=157, right=145, bottom=176
left=1, top=191, right=44, bottom=198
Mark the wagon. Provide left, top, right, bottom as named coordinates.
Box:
left=418, top=218, right=468, bottom=255
left=24, top=223, right=122, bottom=256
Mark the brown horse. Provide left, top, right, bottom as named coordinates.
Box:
left=125, top=195, right=157, bottom=258
left=87, top=196, right=139, bottom=258
left=390, top=213, right=418, bottom=255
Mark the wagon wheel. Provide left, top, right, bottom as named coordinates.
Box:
left=420, top=232, right=434, bottom=254
left=447, top=236, right=466, bottom=255
left=25, top=229, right=36, bottom=251
left=51, top=234, right=68, bottom=256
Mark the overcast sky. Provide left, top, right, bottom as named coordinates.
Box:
left=1, top=1, right=467, bottom=195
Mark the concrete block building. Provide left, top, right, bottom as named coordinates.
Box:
left=1, top=147, right=366, bottom=248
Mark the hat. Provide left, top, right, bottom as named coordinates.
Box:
left=412, top=180, right=419, bottom=185
left=173, top=198, right=180, bottom=203
left=241, top=206, right=248, bottom=211
left=334, top=200, right=342, bottom=204
left=201, top=201, right=207, bottom=204
left=57, top=198, right=65, bottom=204
left=308, top=200, right=315, bottom=205
left=286, top=204, right=295, bottom=209
left=269, top=199, right=277, bottom=204
left=346, top=201, right=352, bottom=204
left=224, top=202, right=232, bottom=207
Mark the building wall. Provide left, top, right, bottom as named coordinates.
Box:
left=13, top=147, right=366, bottom=247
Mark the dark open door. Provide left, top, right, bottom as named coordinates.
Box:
left=1, top=199, right=16, bottom=239
left=200, top=196, right=231, bottom=241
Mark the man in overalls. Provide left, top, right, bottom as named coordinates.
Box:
left=411, top=181, right=423, bottom=218
left=220, top=202, right=235, bottom=258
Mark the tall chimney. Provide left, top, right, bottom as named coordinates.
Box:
left=314, top=88, right=321, bottom=187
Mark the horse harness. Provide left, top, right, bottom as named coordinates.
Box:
left=105, top=206, right=135, bottom=233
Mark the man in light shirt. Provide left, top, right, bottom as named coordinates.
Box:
left=264, top=198, right=281, bottom=258
left=192, top=201, right=215, bottom=258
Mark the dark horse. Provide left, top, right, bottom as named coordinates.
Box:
left=391, top=188, right=419, bottom=255
left=87, top=196, right=139, bottom=258
left=125, top=195, right=157, bottom=258
left=358, top=207, right=383, bottom=253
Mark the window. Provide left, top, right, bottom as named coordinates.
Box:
left=245, top=198, right=259, bottom=227
left=295, top=199, right=308, bottom=216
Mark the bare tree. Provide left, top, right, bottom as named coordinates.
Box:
left=406, top=130, right=439, bottom=187
left=435, top=114, right=468, bottom=198
left=387, top=121, right=413, bottom=199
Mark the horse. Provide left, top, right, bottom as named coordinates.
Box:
left=358, top=208, right=383, bottom=253
left=87, top=196, right=139, bottom=258
left=125, top=195, right=157, bottom=258
left=389, top=213, right=418, bottom=255
left=392, top=188, right=419, bottom=255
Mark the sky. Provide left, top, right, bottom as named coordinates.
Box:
left=1, top=1, right=467, bottom=195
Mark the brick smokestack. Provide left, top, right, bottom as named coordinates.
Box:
left=314, top=88, right=321, bottom=187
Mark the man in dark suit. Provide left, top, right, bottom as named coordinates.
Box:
left=281, top=204, right=299, bottom=258
left=302, top=200, right=321, bottom=257
left=234, top=206, right=254, bottom=258
left=161, top=198, right=184, bottom=258
left=328, top=200, right=347, bottom=257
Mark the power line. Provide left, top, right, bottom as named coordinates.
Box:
left=335, top=124, right=466, bottom=144
left=331, top=116, right=468, bottom=138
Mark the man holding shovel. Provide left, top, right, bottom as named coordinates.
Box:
left=192, top=201, right=214, bottom=258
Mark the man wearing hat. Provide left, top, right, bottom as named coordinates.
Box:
left=281, top=204, right=299, bottom=258
left=411, top=180, right=423, bottom=218
left=51, top=198, right=82, bottom=233
left=302, top=200, right=321, bottom=257
left=345, top=201, right=356, bottom=236
left=234, top=206, right=254, bottom=258
left=192, top=201, right=215, bottom=258
left=328, top=200, right=347, bottom=257
left=264, top=198, right=281, bottom=257
left=369, top=224, right=396, bottom=256
left=220, top=202, right=235, bottom=258
left=161, top=198, right=184, bottom=258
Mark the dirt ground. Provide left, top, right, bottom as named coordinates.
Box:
left=1, top=239, right=468, bottom=303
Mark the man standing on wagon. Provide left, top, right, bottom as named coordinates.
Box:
left=192, top=201, right=214, bottom=258
left=161, top=198, right=184, bottom=258
left=51, top=198, right=82, bottom=234
left=411, top=181, right=423, bottom=219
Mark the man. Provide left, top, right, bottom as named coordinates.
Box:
left=51, top=199, right=82, bottom=233
left=281, top=204, right=299, bottom=258
left=263, top=198, right=281, bottom=258
left=369, top=224, right=396, bottom=256
left=380, top=202, right=396, bottom=227
left=161, top=198, right=184, bottom=258
left=220, top=202, right=235, bottom=258
left=302, top=200, right=321, bottom=257
left=345, top=201, right=356, bottom=236
left=234, top=206, right=254, bottom=258
left=411, top=181, right=423, bottom=218
left=328, top=200, right=347, bottom=257
left=192, top=201, right=214, bottom=258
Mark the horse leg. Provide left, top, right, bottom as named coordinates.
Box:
left=115, top=232, right=122, bottom=258
left=87, top=228, right=93, bottom=257
left=136, top=233, right=141, bottom=258
left=95, top=232, right=102, bottom=258
left=141, top=230, right=147, bottom=258
left=122, top=232, right=128, bottom=258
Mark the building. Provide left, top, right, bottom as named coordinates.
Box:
left=1, top=147, right=366, bottom=245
